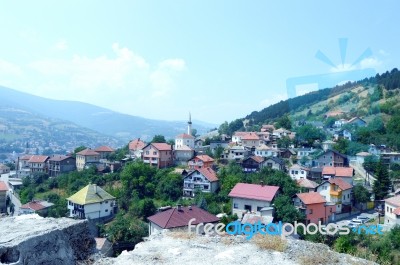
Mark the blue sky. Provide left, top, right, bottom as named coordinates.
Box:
left=0, top=1, right=399, bottom=124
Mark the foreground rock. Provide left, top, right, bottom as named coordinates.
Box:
left=0, top=215, right=95, bottom=265
left=95, top=231, right=376, bottom=265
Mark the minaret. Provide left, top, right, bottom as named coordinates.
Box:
left=187, top=112, right=192, bottom=135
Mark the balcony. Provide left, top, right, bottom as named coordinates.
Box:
left=330, top=190, right=342, bottom=197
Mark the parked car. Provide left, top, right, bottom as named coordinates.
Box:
left=348, top=219, right=363, bottom=228
left=356, top=216, right=370, bottom=223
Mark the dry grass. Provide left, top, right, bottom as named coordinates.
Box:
left=251, top=234, right=287, bottom=252
left=299, top=250, right=339, bottom=265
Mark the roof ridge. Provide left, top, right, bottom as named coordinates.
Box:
left=164, top=208, right=177, bottom=228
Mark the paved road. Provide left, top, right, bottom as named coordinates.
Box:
left=350, top=161, right=376, bottom=186
left=0, top=173, right=22, bottom=216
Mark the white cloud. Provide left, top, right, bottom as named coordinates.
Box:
left=158, top=59, right=186, bottom=71
left=379, top=49, right=389, bottom=56
left=55, top=39, right=68, bottom=51
left=360, top=57, right=382, bottom=69
left=260, top=93, right=287, bottom=107
left=0, top=59, right=22, bottom=76
left=330, top=63, right=356, bottom=73
left=25, top=43, right=186, bottom=117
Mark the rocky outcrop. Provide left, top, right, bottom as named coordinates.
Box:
left=0, top=214, right=95, bottom=265
left=94, top=231, right=376, bottom=265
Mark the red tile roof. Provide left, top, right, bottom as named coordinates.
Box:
left=176, top=133, right=195, bottom=139
left=49, top=155, right=72, bottom=162
left=250, top=156, right=264, bottom=163
left=151, top=143, right=172, bottom=151
left=322, top=167, right=354, bottom=178
left=19, top=155, right=33, bottom=160
left=385, top=195, right=400, bottom=207
left=28, top=155, right=49, bottom=163
left=20, top=201, right=53, bottom=211
left=241, top=132, right=260, bottom=140
left=77, top=149, right=100, bottom=156
left=393, top=207, right=400, bottom=216
left=297, top=179, right=318, bottom=189
left=129, top=139, right=146, bottom=151
left=194, top=155, right=214, bottom=163
left=297, top=192, right=326, bottom=205
left=197, top=167, right=218, bottom=182
left=0, top=181, right=7, bottom=191
left=328, top=178, right=353, bottom=191
left=147, top=205, right=219, bottom=229
left=95, top=146, right=115, bottom=152
left=228, top=183, right=279, bottom=201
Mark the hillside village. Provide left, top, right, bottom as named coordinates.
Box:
left=1, top=74, right=400, bottom=263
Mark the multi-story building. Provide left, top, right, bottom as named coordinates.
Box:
left=0, top=164, right=10, bottom=174
left=293, top=192, right=336, bottom=224
left=188, top=155, right=214, bottom=170
left=316, top=179, right=352, bottom=213
left=183, top=167, right=219, bottom=197
left=0, top=181, right=7, bottom=213
left=142, top=143, right=173, bottom=169
left=384, top=195, right=400, bottom=227
left=76, top=149, right=100, bottom=171
left=175, top=133, right=195, bottom=149
left=312, top=149, right=348, bottom=167
left=67, top=184, right=116, bottom=220
left=28, top=155, right=49, bottom=175
left=129, top=138, right=146, bottom=159
left=94, top=146, right=115, bottom=160
left=289, top=164, right=309, bottom=180
left=48, top=155, right=76, bottom=177
left=255, top=145, right=279, bottom=157
left=321, top=166, right=354, bottom=185
left=229, top=183, right=279, bottom=219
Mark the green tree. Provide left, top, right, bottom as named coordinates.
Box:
left=275, top=115, right=292, bottom=130
left=353, top=184, right=370, bottom=207
left=138, top=198, right=157, bottom=218
left=373, top=160, right=391, bottom=200
left=156, top=173, right=183, bottom=201
left=277, top=136, right=292, bottom=148
left=151, top=135, right=166, bottom=143
left=295, top=125, right=325, bottom=146
left=191, top=128, right=197, bottom=137
left=106, top=213, right=147, bottom=244
left=273, top=195, right=304, bottom=223
left=72, top=145, right=87, bottom=157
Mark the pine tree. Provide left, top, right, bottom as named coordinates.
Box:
left=373, top=160, right=391, bottom=200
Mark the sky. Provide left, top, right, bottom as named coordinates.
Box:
left=0, top=1, right=399, bottom=124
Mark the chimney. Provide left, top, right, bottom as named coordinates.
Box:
left=177, top=204, right=182, bottom=211
left=260, top=181, right=264, bottom=187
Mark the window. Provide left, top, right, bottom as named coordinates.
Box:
left=203, top=185, right=209, bottom=190
left=244, top=205, right=252, bottom=211
left=105, top=201, right=108, bottom=204
left=309, top=209, right=313, bottom=214
left=329, top=163, right=332, bottom=166
left=257, top=206, right=263, bottom=212
left=233, top=203, right=238, bottom=209
left=146, top=151, right=149, bottom=155
left=153, top=151, right=157, bottom=155
left=105, top=209, right=108, bottom=212
left=301, top=171, right=304, bottom=174
left=291, top=170, right=294, bottom=174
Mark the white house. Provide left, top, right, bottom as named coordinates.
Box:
left=183, top=167, right=219, bottom=197
left=222, top=145, right=248, bottom=161
left=228, top=183, right=279, bottom=219
left=67, top=184, right=116, bottom=220
left=296, top=148, right=314, bottom=159
left=316, top=178, right=352, bottom=213
left=334, top=119, right=348, bottom=128
left=255, top=144, right=279, bottom=157
left=76, top=149, right=100, bottom=171
left=289, top=164, right=309, bottom=180
left=175, top=133, right=195, bottom=149
left=384, top=195, right=400, bottom=227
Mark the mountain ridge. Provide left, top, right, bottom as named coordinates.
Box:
left=0, top=86, right=216, bottom=141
